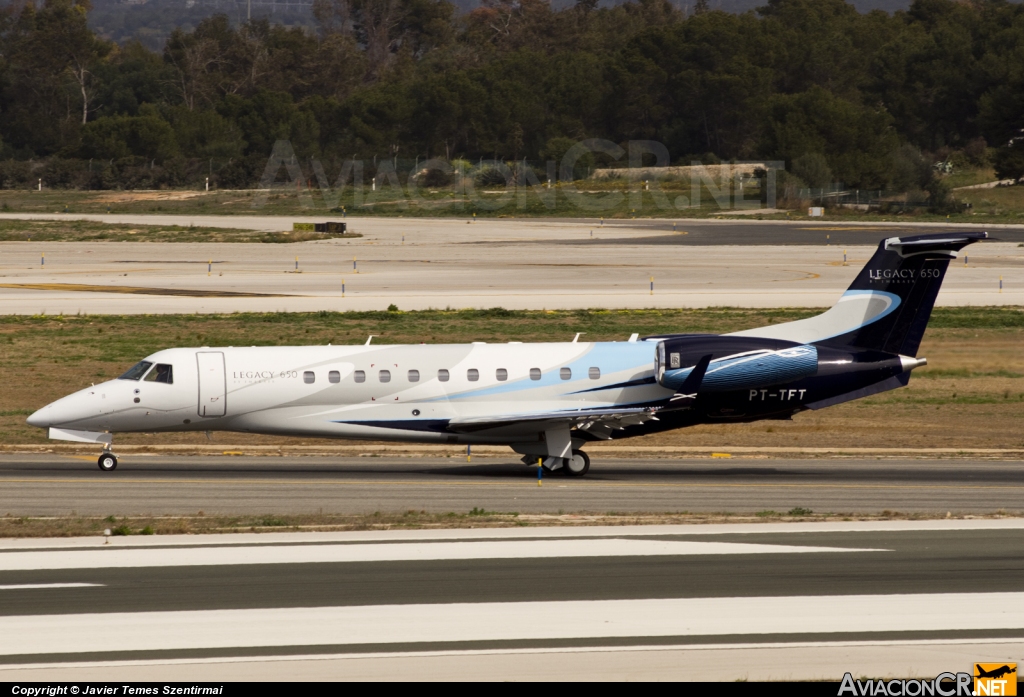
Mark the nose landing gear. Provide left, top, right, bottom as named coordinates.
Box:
left=98, top=450, right=118, bottom=471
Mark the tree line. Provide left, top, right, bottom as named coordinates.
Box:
left=1, top=0, right=1022, bottom=191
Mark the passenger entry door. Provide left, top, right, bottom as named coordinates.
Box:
left=196, top=351, right=226, bottom=417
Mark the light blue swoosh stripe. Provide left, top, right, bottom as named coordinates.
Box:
left=426, top=342, right=656, bottom=403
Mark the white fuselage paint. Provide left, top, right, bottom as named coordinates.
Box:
left=29, top=342, right=667, bottom=445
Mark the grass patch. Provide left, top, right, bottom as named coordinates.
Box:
left=0, top=218, right=360, bottom=243
left=2, top=184, right=1023, bottom=222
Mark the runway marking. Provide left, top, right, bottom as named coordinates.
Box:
left=2, top=519, right=1022, bottom=552
left=0, top=583, right=102, bottom=590
left=2, top=593, right=1022, bottom=656
left=0, top=283, right=285, bottom=298
left=5, top=636, right=1023, bottom=671
left=1, top=477, right=1022, bottom=492
left=0, top=538, right=878, bottom=571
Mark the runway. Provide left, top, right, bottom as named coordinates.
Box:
left=0, top=520, right=1022, bottom=680
left=1, top=215, right=1021, bottom=313
left=1, top=454, right=1022, bottom=516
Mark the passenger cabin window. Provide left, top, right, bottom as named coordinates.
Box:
left=144, top=364, right=174, bottom=384
left=438, top=369, right=450, bottom=382
left=119, top=361, right=152, bottom=381
left=589, top=367, right=600, bottom=380
left=496, top=368, right=508, bottom=381
left=560, top=367, right=572, bottom=380
left=467, top=369, right=479, bottom=381
left=354, top=370, right=366, bottom=383
left=408, top=369, right=420, bottom=382
left=329, top=370, right=341, bottom=383
left=303, top=371, right=315, bottom=384
left=379, top=370, right=391, bottom=383
left=530, top=368, right=541, bottom=380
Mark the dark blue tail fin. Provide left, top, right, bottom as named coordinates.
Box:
left=822, top=232, right=987, bottom=355
left=728, top=231, right=987, bottom=355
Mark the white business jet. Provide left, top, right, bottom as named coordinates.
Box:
left=27, top=232, right=985, bottom=475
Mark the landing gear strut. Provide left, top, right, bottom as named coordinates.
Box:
left=98, top=451, right=118, bottom=471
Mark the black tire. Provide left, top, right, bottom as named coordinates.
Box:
left=98, top=453, right=118, bottom=471
left=564, top=450, right=590, bottom=477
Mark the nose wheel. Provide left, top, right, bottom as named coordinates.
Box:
left=98, top=452, right=118, bottom=471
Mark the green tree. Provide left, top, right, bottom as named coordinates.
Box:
left=993, top=142, right=1024, bottom=183
left=80, top=111, right=179, bottom=161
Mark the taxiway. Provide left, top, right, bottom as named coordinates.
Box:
left=0, top=454, right=1021, bottom=516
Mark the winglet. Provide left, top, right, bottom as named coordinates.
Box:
left=669, top=354, right=712, bottom=402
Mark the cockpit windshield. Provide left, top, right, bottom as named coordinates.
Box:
left=144, top=364, right=173, bottom=384
left=119, top=361, right=153, bottom=381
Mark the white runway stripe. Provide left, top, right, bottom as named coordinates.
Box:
left=2, top=519, right=1020, bottom=552
left=0, top=538, right=877, bottom=572
left=0, top=583, right=102, bottom=590
left=2, top=637, right=1021, bottom=672
left=2, top=593, right=1022, bottom=656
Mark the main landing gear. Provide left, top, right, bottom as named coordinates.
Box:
left=525, top=450, right=591, bottom=477
left=98, top=450, right=118, bottom=471
left=564, top=450, right=590, bottom=477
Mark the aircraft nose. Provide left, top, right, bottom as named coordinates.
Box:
left=26, top=391, right=103, bottom=429
left=26, top=406, right=49, bottom=428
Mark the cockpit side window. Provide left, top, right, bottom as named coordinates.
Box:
left=119, top=361, right=153, bottom=381
left=144, top=364, right=174, bottom=384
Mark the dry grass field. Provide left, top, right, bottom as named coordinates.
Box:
left=0, top=218, right=357, bottom=243
left=1, top=307, right=1021, bottom=451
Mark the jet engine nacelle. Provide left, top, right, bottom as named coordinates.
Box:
left=653, top=335, right=818, bottom=392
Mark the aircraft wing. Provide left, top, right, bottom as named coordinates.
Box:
left=447, top=406, right=660, bottom=438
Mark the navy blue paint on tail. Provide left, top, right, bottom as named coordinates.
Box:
left=818, top=231, right=987, bottom=355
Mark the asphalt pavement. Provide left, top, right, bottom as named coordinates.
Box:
left=0, top=454, right=1021, bottom=516
left=0, top=521, right=1022, bottom=680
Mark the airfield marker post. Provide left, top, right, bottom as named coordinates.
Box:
left=295, top=256, right=298, bottom=271
left=537, top=459, right=543, bottom=486
left=41, top=254, right=44, bottom=267
left=342, top=279, right=345, bottom=298
left=1000, top=276, right=1003, bottom=293
left=208, top=260, right=211, bottom=277
left=650, top=276, right=654, bottom=295
left=843, top=250, right=847, bottom=265
left=353, top=257, right=357, bottom=273
left=467, top=444, right=471, bottom=462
